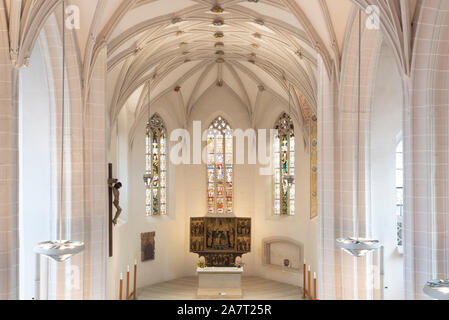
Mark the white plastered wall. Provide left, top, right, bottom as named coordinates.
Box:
left=370, top=42, right=404, bottom=300
left=107, top=84, right=316, bottom=298
left=18, top=42, right=52, bottom=300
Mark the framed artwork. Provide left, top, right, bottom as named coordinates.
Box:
left=141, top=232, right=155, bottom=262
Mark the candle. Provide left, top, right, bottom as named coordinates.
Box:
left=303, top=262, right=306, bottom=299
left=126, top=266, right=130, bottom=300
left=313, top=273, right=317, bottom=300
left=133, top=262, right=138, bottom=300
left=308, top=267, right=312, bottom=300
left=119, top=273, right=123, bottom=300
left=314, top=272, right=317, bottom=279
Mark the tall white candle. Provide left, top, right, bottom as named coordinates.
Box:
left=120, top=273, right=123, bottom=280
left=127, top=265, right=130, bottom=272
left=308, top=265, right=311, bottom=272
left=314, top=272, right=317, bottom=279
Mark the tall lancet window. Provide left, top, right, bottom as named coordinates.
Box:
left=146, top=114, right=167, bottom=216
left=273, top=113, right=295, bottom=216
left=207, top=116, right=233, bottom=214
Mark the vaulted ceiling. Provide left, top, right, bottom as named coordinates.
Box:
left=5, top=0, right=418, bottom=130
left=98, top=0, right=354, bottom=127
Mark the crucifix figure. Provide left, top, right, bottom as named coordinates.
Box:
left=108, top=178, right=123, bottom=226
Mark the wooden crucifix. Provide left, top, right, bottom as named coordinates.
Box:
left=108, top=163, right=123, bottom=257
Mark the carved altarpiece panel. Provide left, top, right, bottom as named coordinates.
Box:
left=190, top=217, right=251, bottom=267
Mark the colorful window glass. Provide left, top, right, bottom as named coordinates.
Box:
left=207, top=116, right=233, bottom=214
left=146, top=114, right=167, bottom=216
left=273, top=113, right=295, bottom=216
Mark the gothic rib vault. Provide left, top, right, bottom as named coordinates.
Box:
left=6, top=0, right=418, bottom=141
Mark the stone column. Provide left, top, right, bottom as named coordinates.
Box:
left=83, top=46, right=108, bottom=300
left=317, top=56, right=340, bottom=300
left=404, top=0, right=449, bottom=300
left=0, top=1, right=19, bottom=300
left=318, top=10, right=382, bottom=300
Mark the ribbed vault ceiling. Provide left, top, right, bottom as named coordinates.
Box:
left=97, top=0, right=356, bottom=128
left=5, top=0, right=417, bottom=130
left=7, top=0, right=417, bottom=130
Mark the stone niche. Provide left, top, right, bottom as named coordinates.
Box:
left=262, top=237, right=304, bottom=273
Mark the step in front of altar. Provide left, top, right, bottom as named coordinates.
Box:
left=196, top=267, right=243, bottom=298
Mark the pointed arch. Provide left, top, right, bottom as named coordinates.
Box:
left=145, top=113, right=168, bottom=216
left=273, top=112, right=296, bottom=216
left=206, top=116, right=234, bottom=215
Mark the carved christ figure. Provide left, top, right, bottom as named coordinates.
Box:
left=108, top=178, right=123, bottom=225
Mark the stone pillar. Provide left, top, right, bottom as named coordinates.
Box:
left=317, top=56, right=340, bottom=300
left=318, top=10, right=382, bottom=300
left=404, top=0, right=449, bottom=300
left=0, top=1, right=19, bottom=300
left=83, top=46, right=108, bottom=299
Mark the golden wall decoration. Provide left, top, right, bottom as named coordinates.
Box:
left=310, top=114, right=318, bottom=219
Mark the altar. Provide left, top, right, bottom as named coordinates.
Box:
left=190, top=217, right=251, bottom=267
left=197, top=267, right=244, bottom=298
left=191, top=217, right=250, bottom=298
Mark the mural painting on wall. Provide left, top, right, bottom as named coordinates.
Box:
left=141, top=232, right=155, bottom=262
left=190, top=217, right=251, bottom=267
left=310, top=114, right=318, bottom=219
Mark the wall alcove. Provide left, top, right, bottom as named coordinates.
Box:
left=262, top=237, right=304, bottom=274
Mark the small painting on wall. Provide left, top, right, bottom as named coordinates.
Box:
left=141, top=232, right=155, bottom=262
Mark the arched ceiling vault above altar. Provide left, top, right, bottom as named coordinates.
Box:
left=104, top=0, right=328, bottom=129
left=7, top=0, right=418, bottom=132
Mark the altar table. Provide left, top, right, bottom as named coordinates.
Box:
left=197, top=267, right=244, bottom=298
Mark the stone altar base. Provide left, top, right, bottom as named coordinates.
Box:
left=197, top=267, right=244, bottom=298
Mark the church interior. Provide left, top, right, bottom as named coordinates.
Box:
left=1, top=0, right=449, bottom=302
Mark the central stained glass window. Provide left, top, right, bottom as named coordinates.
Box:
left=207, top=116, right=233, bottom=214
left=273, top=113, right=295, bottom=216
left=146, top=114, right=167, bottom=216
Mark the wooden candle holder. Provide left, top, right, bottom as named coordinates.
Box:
left=303, top=263, right=306, bottom=299
left=126, top=266, right=130, bottom=300
left=119, top=273, right=123, bottom=300
left=308, top=266, right=311, bottom=300
left=133, top=261, right=137, bottom=300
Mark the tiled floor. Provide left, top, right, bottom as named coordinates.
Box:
left=138, top=276, right=305, bottom=300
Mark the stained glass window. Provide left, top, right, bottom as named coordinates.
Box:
left=207, top=116, right=233, bottom=214
left=273, top=113, right=295, bottom=216
left=146, top=114, right=167, bottom=216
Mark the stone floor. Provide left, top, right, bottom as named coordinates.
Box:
left=138, top=276, right=305, bottom=300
